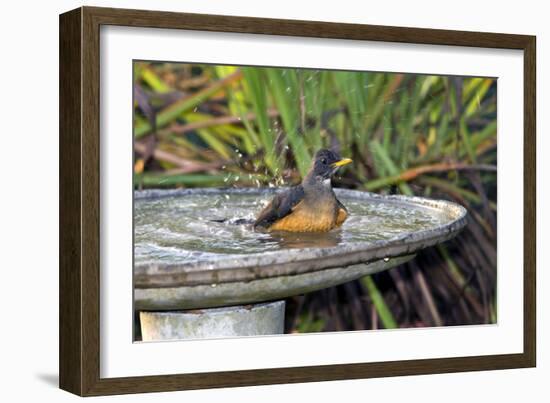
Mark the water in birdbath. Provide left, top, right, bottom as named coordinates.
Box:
left=134, top=189, right=448, bottom=265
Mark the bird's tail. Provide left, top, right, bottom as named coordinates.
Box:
left=210, top=218, right=255, bottom=226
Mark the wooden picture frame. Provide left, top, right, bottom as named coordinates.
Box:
left=59, top=6, right=536, bottom=396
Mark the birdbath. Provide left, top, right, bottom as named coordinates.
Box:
left=134, top=188, right=467, bottom=341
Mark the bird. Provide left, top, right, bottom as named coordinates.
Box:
left=254, top=149, right=352, bottom=233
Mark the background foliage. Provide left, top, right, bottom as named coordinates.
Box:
left=134, top=62, right=497, bottom=331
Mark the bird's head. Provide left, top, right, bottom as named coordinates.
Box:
left=306, top=149, right=353, bottom=183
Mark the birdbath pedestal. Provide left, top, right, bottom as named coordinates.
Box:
left=134, top=188, right=467, bottom=341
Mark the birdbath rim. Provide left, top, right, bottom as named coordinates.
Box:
left=134, top=187, right=468, bottom=289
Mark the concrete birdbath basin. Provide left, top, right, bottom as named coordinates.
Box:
left=134, top=188, right=467, bottom=341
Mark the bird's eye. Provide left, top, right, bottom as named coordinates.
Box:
left=321, top=158, right=327, bottom=165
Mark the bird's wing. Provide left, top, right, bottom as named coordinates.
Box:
left=336, top=196, right=348, bottom=213
left=254, top=185, right=305, bottom=229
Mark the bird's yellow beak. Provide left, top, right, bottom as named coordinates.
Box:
left=331, top=158, right=353, bottom=167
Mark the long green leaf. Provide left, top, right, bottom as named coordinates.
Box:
left=266, top=68, right=311, bottom=176
left=135, top=71, right=242, bottom=138
left=362, top=276, right=398, bottom=329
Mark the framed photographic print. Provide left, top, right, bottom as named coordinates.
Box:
left=59, top=6, right=536, bottom=396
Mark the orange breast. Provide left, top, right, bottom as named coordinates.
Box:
left=335, top=208, right=348, bottom=227
left=269, top=200, right=344, bottom=232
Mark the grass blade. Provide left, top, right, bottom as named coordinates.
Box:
left=362, top=276, right=398, bottom=329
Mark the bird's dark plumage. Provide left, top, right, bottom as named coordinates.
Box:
left=254, top=149, right=352, bottom=233
left=254, top=185, right=305, bottom=229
